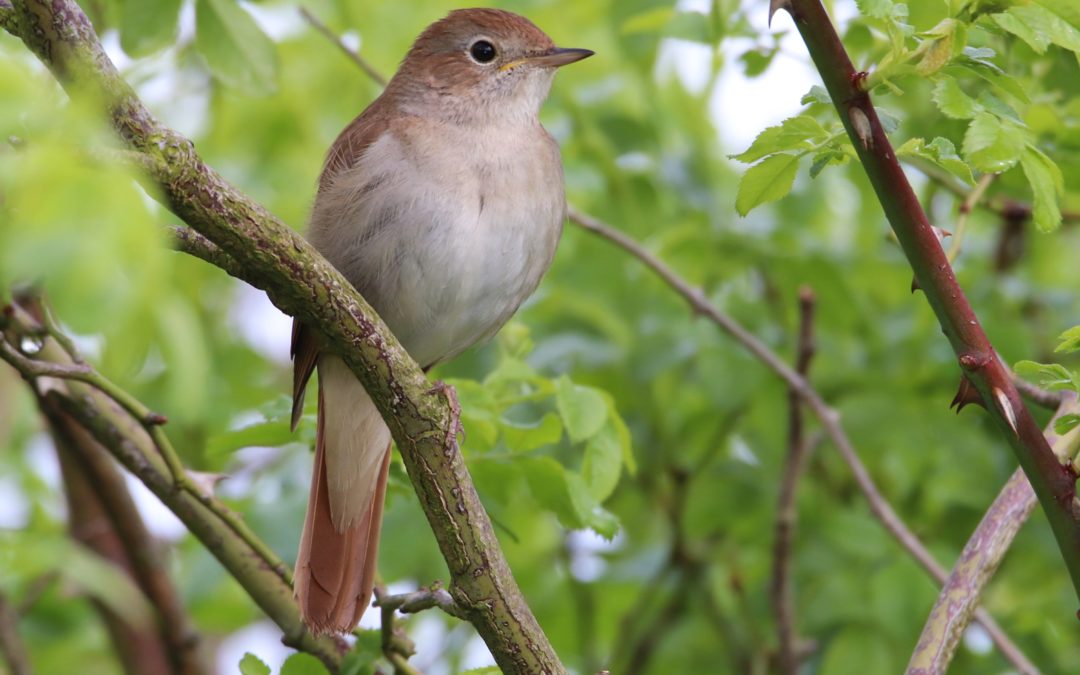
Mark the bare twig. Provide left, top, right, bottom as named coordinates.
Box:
left=299, top=8, right=388, bottom=88
left=946, top=173, right=996, bottom=264
left=373, top=585, right=465, bottom=675
left=771, top=287, right=817, bottom=674
left=568, top=208, right=1035, bottom=672
left=0, top=593, right=31, bottom=675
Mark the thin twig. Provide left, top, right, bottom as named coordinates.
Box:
left=568, top=208, right=1035, bottom=672
left=299, top=8, right=388, bottom=88
left=373, top=585, right=466, bottom=675
left=771, top=287, right=817, bottom=674
left=946, top=173, right=996, bottom=263
left=0, top=593, right=31, bottom=675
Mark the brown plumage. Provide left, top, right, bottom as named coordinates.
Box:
left=292, top=7, right=591, bottom=634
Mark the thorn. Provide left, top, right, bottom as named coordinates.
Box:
left=911, top=276, right=921, bottom=293
left=950, top=376, right=985, bottom=412
left=768, top=0, right=793, bottom=27
left=992, top=387, right=1019, bottom=437
left=146, top=412, right=169, bottom=426
left=187, top=470, right=227, bottom=495
left=850, top=107, right=873, bottom=150
left=930, top=226, right=951, bottom=243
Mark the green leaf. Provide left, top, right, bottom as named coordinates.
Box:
left=962, top=112, right=1026, bottom=172
left=555, top=376, right=608, bottom=443
left=856, top=0, right=894, bottom=19
left=524, top=458, right=619, bottom=537
left=119, top=0, right=182, bottom=57
left=501, top=412, right=563, bottom=452
left=1055, top=414, right=1080, bottom=435
left=667, top=11, right=711, bottom=43
left=932, top=77, right=981, bottom=119
left=195, top=0, right=278, bottom=95
left=1056, top=326, right=1080, bottom=354
left=583, top=424, right=623, bottom=501
left=1019, top=146, right=1064, bottom=232
left=1007, top=4, right=1080, bottom=55
left=207, top=419, right=294, bottom=458
left=731, top=115, right=827, bottom=163
left=735, top=153, right=801, bottom=216
left=992, top=10, right=1051, bottom=53
left=239, top=653, right=271, bottom=675
left=620, top=8, right=675, bottom=35
left=281, top=653, right=331, bottom=675
left=1014, top=360, right=1079, bottom=392
left=801, top=85, right=832, bottom=106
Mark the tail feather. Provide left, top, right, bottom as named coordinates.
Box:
left=294, top=360, right=392, bottom=633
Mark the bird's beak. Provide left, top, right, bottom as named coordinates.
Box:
left=509, top=47, right=594, bottom=70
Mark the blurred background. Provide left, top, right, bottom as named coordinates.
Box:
left=1, top=0, right=1079, bottom=673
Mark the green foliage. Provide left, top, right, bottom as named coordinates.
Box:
left=2, top=0, right=1080, bottom=673
left=733, top=0, right=1080, bottom=234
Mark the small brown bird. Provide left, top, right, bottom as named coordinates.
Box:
left=290, top=9, right=592, bottom=633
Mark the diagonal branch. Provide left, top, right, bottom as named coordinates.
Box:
left=777, top=0, right=1080, bottom=605
left=568, top=208, right=1036, bottom=673
left=2, top=2, right=562, bottom=671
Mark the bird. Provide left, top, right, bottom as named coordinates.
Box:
left=290, top=8, right=592, bottom=634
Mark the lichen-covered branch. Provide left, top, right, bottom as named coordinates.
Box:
left=2, top=2, right=561, bottom=671
left=777, top=0, right=1080, bottom=604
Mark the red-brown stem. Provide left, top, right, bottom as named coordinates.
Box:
left=780, top=0, right=1080, bottom=602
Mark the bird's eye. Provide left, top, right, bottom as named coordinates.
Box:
left=469, top=40, right=497, bottom=64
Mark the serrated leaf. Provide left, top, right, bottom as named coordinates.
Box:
left=731, top=115, right=826, bottom=163
left=556, top=376, right=608, bottom=443
left=735, top=153, right=800, bottom=216
left=962, top=112, right=1026, bottom=172
left=281, top=653, right=330, bottom=675
left=119, top=0, right=182, bottom=57
left=932, top=77, right=981, bottom=119
left=1055, top=414, right=1080, bottom=435
left=1020, top=146, right=1064, bottom=232
left=195, top=0, right=278, bottom=95
left=1056, top=326, right=1080, bottom=354
left=239, top=653, right=271, bottom=675
left=809, top=148, right=848, bottom=177
left=855, top=0, right=894, bottom=19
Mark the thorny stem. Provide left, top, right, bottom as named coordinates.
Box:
left=778, top=0, right=1080, bottom=606
left=568, top=208, right=1036, bottom=672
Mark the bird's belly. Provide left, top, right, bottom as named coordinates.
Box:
left=376, top=189, right=562, bottom=367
